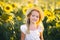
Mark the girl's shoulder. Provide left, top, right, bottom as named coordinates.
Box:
left=20, top=24, right=27, bottom=30
left=20, top=24, right=27, bottom=27
left=20, top=24, right=27, bottom=34
left=38, top=22, right=44, bottom=32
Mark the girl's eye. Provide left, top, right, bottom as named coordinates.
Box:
left=32, top=15, right=35, bottom=17
left=36, top=16, right=39, bottom=18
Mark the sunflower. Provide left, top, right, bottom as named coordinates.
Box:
left=44, top=10, right=51, bottom=17
left=8, top=15, right=13, bottom=20
left=17, top=16, right=21, bottom=21
left=0, top=1, right=5, bottom=6
left=3, top=4, right=13, bottom=13
left=22, top=6, right=28, bottom=15
left=27, top=2, right=34, bottom=8
left=56, top=22, right=60, bottom=28
left=44, top=10, right=56, bottom=22
left=11, top=3, right=17, bottom=9
left=5, top=15, right=13, bottom=22
left=48, top=13, right=55, bottom=19
left=46, top=14, right=56, bottom=22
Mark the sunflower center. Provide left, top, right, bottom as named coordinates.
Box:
left=25, top=9, right=27, bottom=12
left=12, top=4, right=15, bottom=8
left=6, top=6, right=10, bottom=10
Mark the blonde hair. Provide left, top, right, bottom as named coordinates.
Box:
left=26, top=7, right=44, bottom=33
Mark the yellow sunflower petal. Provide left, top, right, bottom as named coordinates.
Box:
left=56, top=22, right=60, bottom=28
left=8, top=15, right=13, bottom=20
left=44, top=10, right=51, bottom=17
left=46, top=12, right=56, bottom=22
left=17, top=16, right=21, bottom=21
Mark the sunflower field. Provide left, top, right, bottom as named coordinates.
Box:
left=0, top=0, right=60, bottom=40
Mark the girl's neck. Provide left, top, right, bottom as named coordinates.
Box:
left=30, top=23, right=37, bottom=26
left=29, top=22, right=37, bottom=28
left=29, top=23, right=38, bottom=31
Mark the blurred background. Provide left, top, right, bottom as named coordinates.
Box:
left=0, top=0, right=60, bottom=40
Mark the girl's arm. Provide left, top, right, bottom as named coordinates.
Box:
left=39, top=22, right=44, bottom=40
left=21, top=32, right=25, bottom=40
left=40, top=32, right=44, bottom=40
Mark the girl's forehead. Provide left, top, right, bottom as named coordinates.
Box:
left=31, top=11, right=39, bottom=15
left=31, top=10, right=40, bottom=13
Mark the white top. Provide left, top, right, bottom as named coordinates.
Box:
left=20, top=24, right=43, bottom=40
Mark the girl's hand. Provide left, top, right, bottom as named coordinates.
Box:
left=40, top=32, right=44, bottom=40
left=21, top=32, right=25, bottom=40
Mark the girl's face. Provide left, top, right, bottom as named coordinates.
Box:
left=29, top=11, right=40, bottom=24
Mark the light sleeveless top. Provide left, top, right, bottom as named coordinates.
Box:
left=20, top=24, right=43, bottom=40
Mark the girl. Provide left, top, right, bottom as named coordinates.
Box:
left=20, top=8, right=44, bottom=40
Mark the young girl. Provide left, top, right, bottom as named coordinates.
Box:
left=20, top=8, right=44, bottom=40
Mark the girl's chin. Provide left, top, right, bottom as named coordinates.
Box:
left=32, top=22, right=37, bottom=24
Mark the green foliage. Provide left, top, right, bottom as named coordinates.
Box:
left=43, top=9, right=60, bottom=40
left=0, top=8, right=25, bottom=40
left=0, top=7, right=3, bottom=16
